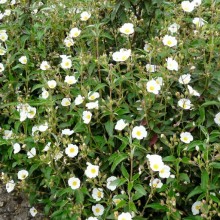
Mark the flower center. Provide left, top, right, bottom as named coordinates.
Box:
left=149, top=86, right=155, bottom=91
left=153, top=164, right=159, bottom=170
left=95, top=208, right=100, bottom=213
left=97, top=191, right=102, bottom=198
left=195, top=205, right=200, bottom=210
left=136, top=131, right=141, bottom=136
left=70, top=148, right=75, bottom=153
left=91, top=168, right=96, bottom=174
left=72, top=181, right=77, bottom=186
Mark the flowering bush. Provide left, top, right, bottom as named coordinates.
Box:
left=0, top=0, right=220, bottom=219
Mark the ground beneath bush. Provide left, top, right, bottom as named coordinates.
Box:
left=0, top=183, right=45, bottom=220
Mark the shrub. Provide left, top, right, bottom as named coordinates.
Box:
left=0, top=0, right=220, bottom=219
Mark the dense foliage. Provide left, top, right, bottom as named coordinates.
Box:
left=0, top=0, right=220, bottom=219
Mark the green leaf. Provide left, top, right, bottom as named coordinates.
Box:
left=145, top=203, right=168, bottom=211
left=134, top=184, right=147, bottom=196
left=186, top=186, right=203, bottom=201
left=201, top=170, right=209, bottom=190
left=163, top=155, right=176, bottom=162
left=105, top=121, right=114, bottom=137
left=128, top=181, right=133, bottom=193
left=75, top=189, right=84, bottom=204
left=111, top=2, right=121, bottom=21
left=179, top=173, right=190, bottom=183
left=29, top=163, right=40, bottom=176
left=110, top=153, right=128, bottom=172
left=201, top=101, right=220, bottom=107
left=183, top=216, right=203, bottom=220
left=93, top=83, right=107, bottom=92
left=121, top=163, right=129, bottom=179
left=110, top=178, right=127, bottom=187
left=128, top=201, right=137, bottom=212
left=209, top=162, right=220, bottom=169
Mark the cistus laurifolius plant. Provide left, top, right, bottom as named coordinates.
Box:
left=0, top=0, right=220, bottom=219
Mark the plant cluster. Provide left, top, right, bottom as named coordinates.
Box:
left=0, top=0, right=220, bottom=219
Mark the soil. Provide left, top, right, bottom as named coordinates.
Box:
left=0, top=183, right=45, bottom=220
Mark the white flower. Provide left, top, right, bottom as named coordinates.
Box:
left=192, top=17, right=206, bottom=27
left=118, top=212, right=132, bottom=220
left=32, top=126, right=39, bottom=135
left=74, top=95, right=85, bottom=105
left=92, top=188, right=104, bottom=201
left=0, top=63, right=4, bottom=72
left=68, top=177, right=80, bottom=190
left=38, top=122, right=48, bottom=132
left=159, top=165, right=171, bottom=178
left=147, top=154, right=164, bottom=171
left=106, top=176, right=117, bottom=191
left=0, top=0, right=7, bottom=4
left=0, top=13, right=4, bottom=20
left=192, top=0, right=201, bottom=7
left=80, top=11, right=91, bottom=21
left=92, top=204, right=104, bottom=216
left=88, top=91, right=100, bottom=100
left=113, top=195, right=122, bottom=206
left=27, top=147, right=36, bottom=158
left=146, top=64, right=156, bottom=72
left=144, top=43, right=151, bottom=52
left=19, top=56, right=27, bottom=64
left=178, top=98, right=191, bottom=110
left=27, top=106, right=36, bottom=119
left=162, top=35, right=177, bottom=47
left=61, top=98, right=71, bottom=106
left=119, top=23, right=134, bottom=35
left=41, top=88, right=49, bottom=99
left=0, top=47, right=6, bottom=55
left=155, top=77, right=163, bottom=86
left=86, top=101, right=99, bottom=110
left=42, top=142, right=51, bottom=152
left=147, top=154, right=162, bottom=162
left=187, top=85, right=200, bottom=96
left=64, top=37, right=74, bottom=47
left=69, top=27, right=81, bottom=38
left=168, top=23, right=180, bottom=34
left=4, top=9, right=11, bottom=16
left=180, top=132, right=194, bottom=143
left=62, top=129, right=74, bottom=135
left=178, top=74, right=191, bottom=84
left=192, top=201, right=202, bottom=215
left=54, top=151, right=63, bottom=161
left=132, top=126, right=147, bottom=140
left=87, top=217, right=98, bottom=220
left=11, top=0, right=16, bottom=5
left=112, top=49, right=131, bottom=62
left=115, top=119, right=128, bottom=131
left=3, top=130, right=13, bottom=140
left=166, top=57, right=179, bottom=71
left=30, top=207, right=38, bottom=217
left=85, top=163, right=99, bottom=178
left=60, top=56, right=72, bottom=69
left=146, top=79, right=161, bottom=94
left=149, top=178, right=163, bottom=188
left=64, top=75, right=77, bottom=85
left=82, top=111, right=92, bottom=124
left=47, top=80, right=57, bottom=89
left=40, top=61, right=50, bottom=70
left=181, top=1, right=195, bottom=12
left=6, top=180, right=15, bottom=193
left=214, top=112, right=220, bottom=126
left=65, top=144, right=78, bottom=158
left=0, top=32, right=8, bottom=41
left=17, top=170, right=29, bottom=180
left=13, top=143, right=21, bottom=154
